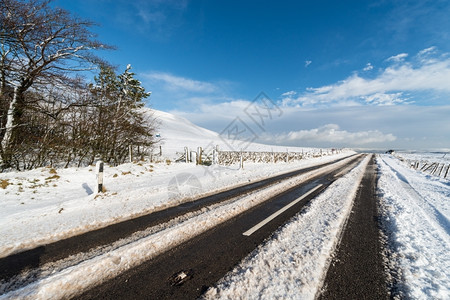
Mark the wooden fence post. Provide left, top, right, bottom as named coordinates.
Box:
left=240, top=149, right=244, bottom=169
left=197, top=147, right=203, bottom=165
left=431, top=163, right=438, bottom=174
left=423, top=163, right=434, bottom=172
left=96, top=160, right=104, bottom=193
left=437, top=164, right=443, bottom=176
left=213, top=147, right=217, bottom=165
left=184, top=147, right=189, bottom=163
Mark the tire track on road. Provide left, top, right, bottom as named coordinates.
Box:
left=318, top=154, right=389, bottom=300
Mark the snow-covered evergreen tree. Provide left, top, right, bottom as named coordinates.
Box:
left=89, top=65, right=154, bottom=165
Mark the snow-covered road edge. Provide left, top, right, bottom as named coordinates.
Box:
left=202, top=155, right=371, bottom=299
left=377, top=154, right=450, bottom=299
left=0, top=155, right=360, bottom=300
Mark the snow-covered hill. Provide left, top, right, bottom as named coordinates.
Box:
left=149, top=108, right=324, bottom=159
left=153, top=109, right=220, bottom=144
left=151, top=109, right=219, bottom=157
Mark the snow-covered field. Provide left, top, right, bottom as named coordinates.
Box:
left=377, top=154, right=450, bottom=299
left=1, top=109, right=449, bottom=300
left=394, top=151, right=450, bottom=165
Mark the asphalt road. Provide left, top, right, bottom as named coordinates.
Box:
left=318, top=154, right=389, bottom=299
left=76, top=155, right=366, bottom=299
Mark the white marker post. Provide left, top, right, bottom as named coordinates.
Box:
left=191, top=151, right=197, bottom=164
left=96, top=160, right=104, bottom=193
left=129, top=145, right=133, bottom=163
left=184, top=147, right=189, bottom=163
left=215, top=145, right=220, bottom=165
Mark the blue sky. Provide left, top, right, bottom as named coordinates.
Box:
left=54, top=0, right=450, bottom=150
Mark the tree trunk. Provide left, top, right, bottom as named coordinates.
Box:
left=0, top=86, right=18, bottom=168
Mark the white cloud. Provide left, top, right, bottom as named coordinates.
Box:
left=363, top=63, right=373, bottom=71
left=282, top=48, right=450, bottom=108
left=418, top=46, right=436, bottom=56
left=144, top=72, right=218, bottom=93
left=281, top=91, right=296, bottom=97
left=266, top=124, right=396, bottom=146
left=387, top=53, right=408, bottom=62
left=305, top=60, right=312, bottom=67
left=363, top=92, right=409, bottom=106
left=170, top=100, right=450, bottom=149
left=416, top=46, right=440, bottom=64
left=142, top=71, right=237, bottom=112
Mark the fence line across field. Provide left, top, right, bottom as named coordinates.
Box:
left=402, top=158, right=450, bottom=179
left=176, top=146, right=341, bottom=166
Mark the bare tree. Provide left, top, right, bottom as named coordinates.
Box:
left=0, top=0, right=113, bottom=168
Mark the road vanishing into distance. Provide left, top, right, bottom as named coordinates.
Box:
left=0, top=154, right=389, bottom=299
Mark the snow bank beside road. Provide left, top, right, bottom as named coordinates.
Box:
left=377, top=154, right=450, bottom=299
